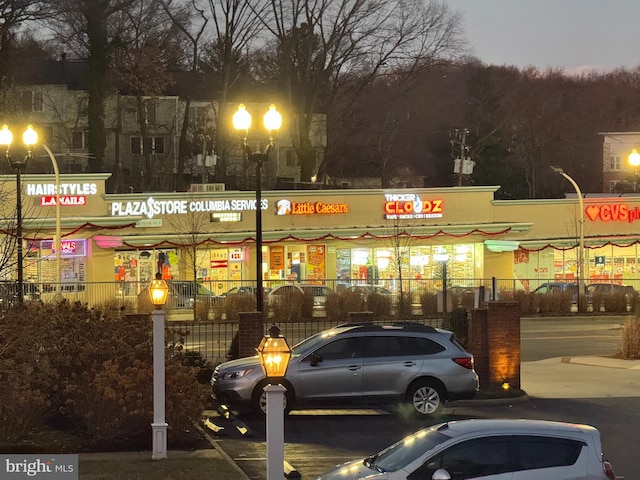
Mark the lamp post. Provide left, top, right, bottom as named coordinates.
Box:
left=628, top=148, right=640, bottom=191
left=41, top=144, right=62, bottom=300
left=149, top=273, right=169, bottom=460
left=434, top=251, right=449, bottom=321
left=233, top=104, right=282, bottom=313
left=256, top=324, right=292, bottom=480
left=0, top=125, right=37, bottom=304
left=551, top=166, right=585, bottom=312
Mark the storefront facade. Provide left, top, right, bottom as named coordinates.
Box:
left=3, top=173, right=640, bottom=302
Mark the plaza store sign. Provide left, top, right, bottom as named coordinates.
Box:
left=111, top=197, right=268, bottom=219
left=275, top=199, right=349, bottom=215
left=585, top=203, right=640, bottom=223
left=383, top=193, right=443, bottom=219
left=27, top=182, right=98, bottom=207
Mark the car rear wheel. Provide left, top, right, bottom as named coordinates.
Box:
left=406, top=381, right=444, bottom=416
left=251, top=381, right=294, bottom=416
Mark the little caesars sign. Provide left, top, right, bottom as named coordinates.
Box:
left=111, top=197, right=268, bottom=219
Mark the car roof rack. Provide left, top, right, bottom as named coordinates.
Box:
left=335, top=322, right=438, bottom=333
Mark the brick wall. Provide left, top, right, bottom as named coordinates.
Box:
left=468, top=302, right=521, bottom=390
left=238, top=312, right=265, bottom=358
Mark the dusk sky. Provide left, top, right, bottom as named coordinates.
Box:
left=445, top=0, right=640, bottom=73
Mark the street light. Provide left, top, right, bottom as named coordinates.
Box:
left=41, top=144, right=62, bottom=300
left=0, top=124, right=37, bottom=304
left=149, top=273, right=169, bottom=460
left=256, top=324, right=291, bottom=480
left=628, top=148, right=640, bottom=191
left=433, top=250, right=449, bottom=320
left=233, top=103, right=282, bottom=313
left=551, top=166, right=585, bottom=312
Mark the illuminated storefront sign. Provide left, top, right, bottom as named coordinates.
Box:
left=27, top=183, right=98, bottom=196
left=39, top=239, right=87, bottom=257
left=383, top=193, right=443, bottom=219
left=40, top=196, right=87, bottom=206
left=275, top=199, right=349, bottom=215
left=28, top=183, right=98, bottom=207
left=111, top=197, right=268, bottom=219
left=585, top=203, right=640, bottom=223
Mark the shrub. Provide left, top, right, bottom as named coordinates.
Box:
left=419, top=290, right=438, bottom=317
left=366, top=292, right=391, bottom=319
left=216, top=294, right=256, bottom=322
left=0, top=301, right=208, bottom=450
left=442, top=308, right=468, bottom=348
left=324, top=292, right=343, bottom=322
left=398, top=291, right=414, bottom=316
left=270, top=289, right=304, bottom=321
left=337, top=290, right=365, bottom=321
left=621, top=318, right=640, bottom=359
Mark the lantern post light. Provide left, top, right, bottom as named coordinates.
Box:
left=149, top=273, right=169, bottom=460
left=256, top=324, right=292, bottom=480
left=551, top=166, right=585, bottom=312
left=233, top=104, right=282, bottom=313
left=0, top=125, right=37, bottom=304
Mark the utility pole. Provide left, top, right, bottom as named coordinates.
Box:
left=450, top=129, right=474, bottom=186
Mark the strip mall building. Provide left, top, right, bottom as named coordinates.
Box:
left=4, top=173, right=640, bottom=300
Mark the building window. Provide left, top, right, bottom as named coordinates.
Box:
left=71, top=131, right=87, bottom=150
left=131, top=136, right=165, bottom=155
left=285, top=149, right=297, bottom=167
left=144, top=103, right=157, bottom=125
left=610, top=156, right=621, bottom=170
left=21, top=91, right=44, bottom=112
left=189, top=106, right=207, bottom=128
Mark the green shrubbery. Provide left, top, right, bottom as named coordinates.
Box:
left=0, top=301, right=208, bottom=451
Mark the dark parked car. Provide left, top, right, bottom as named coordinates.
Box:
left=587, top=283, right=635, bottom=297
left=220, top=285, right=271, bottom=298
left=139, top=280, right=220, bottom=309
left=212, top=323, right=478, bottom=416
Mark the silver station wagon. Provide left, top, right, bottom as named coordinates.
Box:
left=211, top=323, right=479, bottom=416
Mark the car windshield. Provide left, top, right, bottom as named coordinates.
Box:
left=371, top=427, right=450, bottom=472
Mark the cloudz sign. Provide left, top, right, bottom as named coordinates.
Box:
left=383, top=193, right=443, bottom=219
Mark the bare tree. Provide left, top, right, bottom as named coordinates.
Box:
left=254, top=0, right=465, bottom=182
left=42, top=0, right=139, bottom=173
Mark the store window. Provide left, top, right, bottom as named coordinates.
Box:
left=24, top=239, right=87, bottom=291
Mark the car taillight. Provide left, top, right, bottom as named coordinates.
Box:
left=453, top=357, right=474, bottom=369
left=603, top=460, right=615, bottom=480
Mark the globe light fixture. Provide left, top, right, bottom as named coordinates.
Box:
left=0, top=124, right=38, bottom=304
left=233, top=103, right=282, bottom=313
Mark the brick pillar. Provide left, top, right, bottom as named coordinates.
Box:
left=467, top=302, right=521, bottom=390
left=238, top=312, right=265, bottom=358
left=467, top=308, right=489, bottom=385
left=348, top=311, right=374, bottom=323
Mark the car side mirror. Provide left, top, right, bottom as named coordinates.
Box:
left=432, top=469, right=451, bottom=480
left=310, top=353, right=323, bottom=366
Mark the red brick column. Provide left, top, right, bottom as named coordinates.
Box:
left=238, top=312, right=265, bottom=358
left=468, top=302, right=521, bottom=390
left=467, top=308, right=489, bottom=384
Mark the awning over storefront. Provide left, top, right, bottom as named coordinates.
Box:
left=117, top=222, right=533, bottom=248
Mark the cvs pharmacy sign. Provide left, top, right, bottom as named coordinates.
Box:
left=585, top=203, right=640, bottom=223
